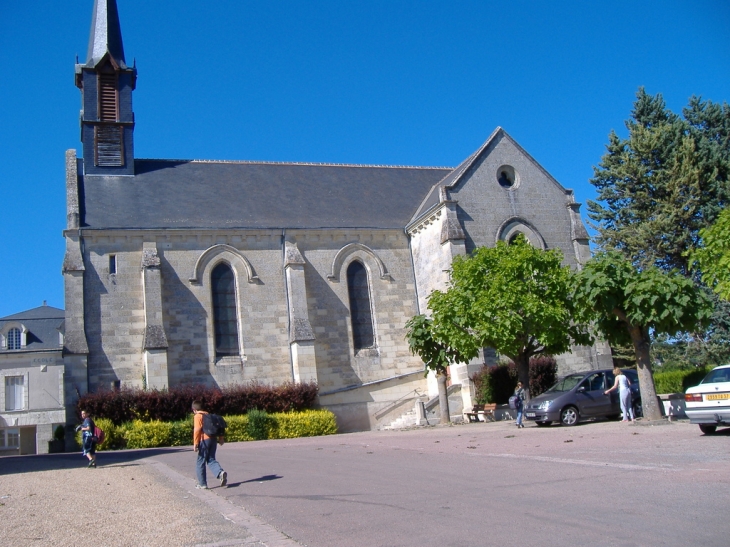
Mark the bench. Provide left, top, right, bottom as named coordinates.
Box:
left=465, top=403, right=496, bottom=422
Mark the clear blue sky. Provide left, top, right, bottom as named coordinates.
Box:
left=1, top=0, right=728, bottom=317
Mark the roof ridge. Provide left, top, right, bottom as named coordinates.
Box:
left=136, top=158, right=454, bottom=170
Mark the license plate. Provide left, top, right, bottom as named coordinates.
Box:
left=706, top=393, right=730, bottom=400
left=526, top=412, right=536, bottom=417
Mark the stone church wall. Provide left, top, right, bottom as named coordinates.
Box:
left=293, top=229, right=425, bottom=394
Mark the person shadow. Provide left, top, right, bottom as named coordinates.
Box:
left=223, top=474, right=282, bottom=488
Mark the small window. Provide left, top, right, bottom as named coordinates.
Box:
left=7, top=328, right=21, bottom=350
left=5, top=376, right=24, bottom=411
left=347, top=261, right=375, bottom=350
left=497, top=165, right=518, bottom=189
left=109, top=255, right=117, bottom=274
left=0, top=429, right=20, bottom=448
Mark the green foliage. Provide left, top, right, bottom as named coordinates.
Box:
left=574, top=252, right=713, bottom=347
left=653, top=367, right=713, bottom=394
left=588, top=89, right=730, bottom=276
left=125, top=420, right=176, bottom=449
left=694, top=208, right=730, bottom=300
left=272, top=410, right=339, bottom=438
left=405, top=314, right=468, bottom=374
left=222, top=415, right=254, bottom=442
left=83, top=410, right=338, bottom=450
left=425, top=237, right=590, bottom=391
left=245, top=409, right=270, bottom=441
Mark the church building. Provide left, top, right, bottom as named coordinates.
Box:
left=62, top=0, right=610, bottom=431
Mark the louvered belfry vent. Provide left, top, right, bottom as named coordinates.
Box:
left=98, top=72, right=118, bottom=121
left=95, top=125, right=124, bottom=166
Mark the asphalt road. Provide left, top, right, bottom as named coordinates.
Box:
left=145, top=419, right=730, bottom=547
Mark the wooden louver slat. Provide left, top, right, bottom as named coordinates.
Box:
left=98, top=73, right=118, bottom=122
left=95, top=126, right=123, bottom=167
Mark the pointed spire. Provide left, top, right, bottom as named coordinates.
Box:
left=86, top=0, right=127, bottom=68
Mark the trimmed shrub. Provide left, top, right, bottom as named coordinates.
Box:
left=108, top=410, right=337, bottom=449
left=470, top=356, right=558, bottom=404
left=272, top=410, right=338, bottom=439
left=77, top=381, right=319, bottom=425
left=125, top=420, right=176, bottom=449
left=654, top=367, right=713, bottom=394
left=246, top=409, right=270, bottom=441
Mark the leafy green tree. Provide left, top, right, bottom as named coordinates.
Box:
left=405, top=314, right=469, bottom=423
left=574, top=252, right=713, bottom=420
left=423, top=237, right=590, bottom=398
left=693, top=207, right=730, bottom=301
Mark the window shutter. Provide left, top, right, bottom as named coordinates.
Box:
left=98, top=73, right=118, bottom=121
left=95, top=126, right=124, bottom=167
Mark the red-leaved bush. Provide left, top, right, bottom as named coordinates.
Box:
left=76, top=381, right=319, bottom=425
left=470, top=356, right=558, bottom=405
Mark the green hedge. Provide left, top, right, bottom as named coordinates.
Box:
left=80, top=410, right=337, bottom=450
left=653, top=367, right=712, bottom=394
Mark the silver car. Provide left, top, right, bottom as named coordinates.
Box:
left=524, top=369, right=641, bottom=426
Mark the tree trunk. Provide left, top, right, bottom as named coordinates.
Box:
left=516, top=353, right=531, bottom=400
left=629, top=325, right=663, bottom=421
left=437, top=370, right=451, bottom=424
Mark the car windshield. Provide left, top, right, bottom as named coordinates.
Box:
left=546, top=374, right=584, bottom=393
left=702, top=368, right=730, bottom=384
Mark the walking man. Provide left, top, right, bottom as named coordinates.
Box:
left=192, top=400, right=228, bottom=489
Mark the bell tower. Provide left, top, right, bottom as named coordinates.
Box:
left=75, top=0, right=136, bottom=176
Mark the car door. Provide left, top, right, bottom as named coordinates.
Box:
left=576, top=372, right=612, bottom=417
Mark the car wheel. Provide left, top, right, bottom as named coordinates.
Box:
left=560, top=406, right=579, bottom=426
left=535, top=421, right=552, bottom=427
left=699, top=424, right=717, bottom=435
left=632, top=400, right=643, bottom=419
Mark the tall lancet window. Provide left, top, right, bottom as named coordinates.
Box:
left=347, top=261, right=375, bottom=350
left=212, top=263, right=239, bottom=357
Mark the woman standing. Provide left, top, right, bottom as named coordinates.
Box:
left=605, top=368, right=635, bottom=422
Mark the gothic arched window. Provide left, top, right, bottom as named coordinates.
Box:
left=211, top=263, right=239, bottom=356
left=7, top=328, right=21, bottom=350
left=347, top=261, right=375, bottom=350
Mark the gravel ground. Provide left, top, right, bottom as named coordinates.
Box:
left=1, top=457, right=262, bottom=547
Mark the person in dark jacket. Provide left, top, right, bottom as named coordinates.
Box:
left=514, top=382, right=526, bottom=428
left=77, top=409, right=97, bottom=468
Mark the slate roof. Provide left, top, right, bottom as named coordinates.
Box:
left=84, top=0, right=127, bottom=69
left=0, top=305, right=65, bottom=352
left=79, top=160, right=452, bottom=230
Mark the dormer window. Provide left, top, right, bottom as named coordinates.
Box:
left=7, top=328, right=21, bottom=350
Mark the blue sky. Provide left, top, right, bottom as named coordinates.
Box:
left=1, top=0, right=728, bottom=317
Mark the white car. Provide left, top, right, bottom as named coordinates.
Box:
left=684, top=364, right=730, bottom=434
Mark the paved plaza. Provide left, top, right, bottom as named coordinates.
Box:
left=2, top=419, right=729, bottom=547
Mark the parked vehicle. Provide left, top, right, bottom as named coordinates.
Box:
left=524, top=369, right=641, bottom=426
left=684, top=364, right=730, bottom=435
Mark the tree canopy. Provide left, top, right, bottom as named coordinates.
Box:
left=424, top=236, right=590, bottom=396
left=588, top=88, right=730, bottom=275
left=693, top=207, right=730, bottom=301
left=573, top=252, right=713, bottom=420
left=588, top=88, right=730, bottom=369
